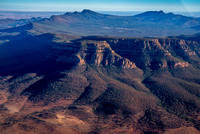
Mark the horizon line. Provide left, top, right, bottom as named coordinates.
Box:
left=0, top=9, right=200, bottom=13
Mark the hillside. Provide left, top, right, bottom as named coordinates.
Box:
left=0, top=29, right=200, bottom=133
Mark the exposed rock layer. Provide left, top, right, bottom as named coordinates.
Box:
left=51, top=37, right=200, bottom=70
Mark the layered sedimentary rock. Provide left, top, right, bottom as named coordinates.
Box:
left=51, top=40, right=136, bottom=69
left=48, top=37, right=200, bottom=71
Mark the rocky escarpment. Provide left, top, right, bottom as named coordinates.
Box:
left=49, top=37, right=200, bottom=71
left=78, top=40, right=136, bottom=69
left=51, top=40, right=136, bottom=69
left=105, top=38, right=199, bottom=70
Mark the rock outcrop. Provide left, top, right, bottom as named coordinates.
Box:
left=106, top=38, right=193, bottom=70
left=78, top=40, right=136, bottom=69
left=50, top=40, right=136, bottom=69
left=49, top=37, right=200, bottom=70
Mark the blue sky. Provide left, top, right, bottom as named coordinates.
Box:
left=0, top=0, right=200, bottom=12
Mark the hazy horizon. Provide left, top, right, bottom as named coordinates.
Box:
left=0, top=9, right=200, bottom=12
left=1, top=9, right=200, bottom=19
left=1, top=0, right=200, bottom=12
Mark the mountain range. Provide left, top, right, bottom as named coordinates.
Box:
left=27, top=9, right=200, bottom=37
left=0, top=10, right=200, bottom=134
left=0, top=17, right=44, bottom=29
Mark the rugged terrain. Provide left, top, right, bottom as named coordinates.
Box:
left=0, top=10, right=200, bottom=134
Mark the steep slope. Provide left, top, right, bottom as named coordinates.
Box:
left=84, top=36, right=200, bottom=70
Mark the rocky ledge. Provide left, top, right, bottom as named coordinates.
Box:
left=50, top=37, right=198, bottom=70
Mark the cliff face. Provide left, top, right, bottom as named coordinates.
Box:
left=50, top=37, right=200, bottom=71
left=106, top=38, right=198, bottom=70
left=52, top=40, right=136, bottom=69
left=78, top=40, right=136, bottom=69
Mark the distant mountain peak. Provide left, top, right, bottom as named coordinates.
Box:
left=134, top=10, right=166, bottom=17
left=144, top=10, right=166, bottom=15
left=82, top=9, right=94, bottom=13
left=81, top=9, right=99, bottom=15
left=64, top=9, right=99, bottom=16
left=159, top=10, right=164, bottom=13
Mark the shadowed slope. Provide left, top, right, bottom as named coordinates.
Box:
left=0, top=33, right=200, bottom=133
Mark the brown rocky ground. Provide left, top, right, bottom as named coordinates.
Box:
left=0, top=33, right=200, bottom=133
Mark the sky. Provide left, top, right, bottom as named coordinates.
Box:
left=0, top=0, right=200, bottom=12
